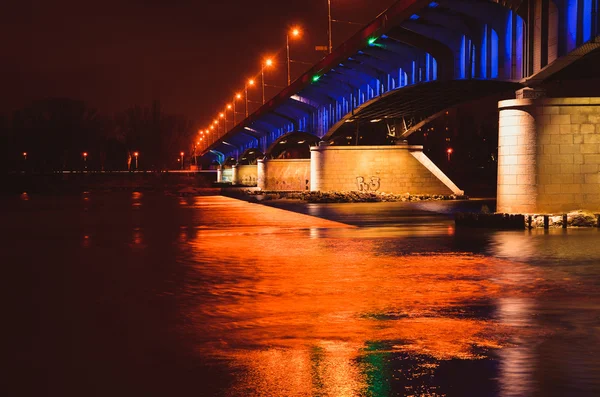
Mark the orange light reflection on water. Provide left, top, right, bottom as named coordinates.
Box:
left=177, top=197, right=551, bottom=396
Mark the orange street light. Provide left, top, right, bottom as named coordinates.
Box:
left=180, top=151, right=184, bottom=169
left=287, top=27, right=302, bottom=85
left=133, top=151, right=139, bottom=170
left=261, top=58, right=274, bottom=104
left=245, top=79, right=256, bottom=118
left=232, top=93, right=242, bottom=124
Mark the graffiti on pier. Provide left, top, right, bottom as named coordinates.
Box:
left=356, top=176, right=381, bottom=192
left=241, top=175, right=257, bottom=186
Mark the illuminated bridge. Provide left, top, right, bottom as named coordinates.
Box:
left=201, top=0, right=600, bottom=214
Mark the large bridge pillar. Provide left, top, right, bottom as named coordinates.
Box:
left=257, top=159, right=266, bottom=190
left=231, top=164, right=240, bottom=185
left=310, top=142, right=463, bottom=195
left=497, top=95, right=600, bottom=213
left=233, top=164, right=258, bottom=186
left=257, top=158, right=311, bottom=191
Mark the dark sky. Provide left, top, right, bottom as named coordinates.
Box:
left=1, top=0, right=397, bottom=124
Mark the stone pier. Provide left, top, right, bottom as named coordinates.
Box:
left=497, top=96, right=600, bottom=213
left=310, top=143, right=463, bottom=195
left=257, top=159, right=311, bottom=191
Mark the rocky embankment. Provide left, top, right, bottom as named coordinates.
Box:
left=455, top=210, right=599, bottom=229
left=242, top=189, right=466, bottom=203
left=526, top=211, right=598, bottom=228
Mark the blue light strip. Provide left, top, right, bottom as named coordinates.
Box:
left=516, top=15, right=524, bottom=79
left=481, top=25, right=488, bottom=78
left=460, top=35, right=467, bottom=78
left=505, top=11, right=513, bottom=79
left=567, top=0, right=578, bottom=51
left=491, top=28, right=498, bottom=78
left=584, top=0, right=592, bottom=42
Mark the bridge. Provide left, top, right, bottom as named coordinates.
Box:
left=200, top=0, right=600, bottom=214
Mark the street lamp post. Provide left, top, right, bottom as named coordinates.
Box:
left=226, top=104, right=232, bottom=129
left=180, top=151, right=184, bottom=169
left=261, top=58, right=273, bottom=105
left=134, top=152, right=139, bottom=170
left=219, top=113, right=225, bottom=135
left=328, top=0, right=332, bottom=54
left=82, top=152, right=88, bottom=170
left=245, top=79, right=255, bottom=118
left=233, top=93, right=242, bottom=124
left=286, top=28, right=301, bottom=86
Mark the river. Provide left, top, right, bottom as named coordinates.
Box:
left=3, top=192, right=600, bottom=396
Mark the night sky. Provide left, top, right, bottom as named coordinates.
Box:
left=2, top=0, right=397, bottom=124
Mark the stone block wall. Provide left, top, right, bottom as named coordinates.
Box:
left=221, top=167, right=233, bottom=182
left=234, top=165, right=257, bottom=186
left=257, top=159, right=310, bottom=191
left=310, top=144, right=462, bottom=195
left=498, top=97, right=600, bottom=213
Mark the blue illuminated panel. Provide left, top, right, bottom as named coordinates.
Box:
left=567, top=0, right=578, bottom=51
left=516, top=14, right=524, bottom=79
left=460, top=35, right=467, bottom=78
left=481, top=25, right=488, bottom=78
left=491, top=28, right=498, bottom=78
left=583, top=0, right=592, bottom=42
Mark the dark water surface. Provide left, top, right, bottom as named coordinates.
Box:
left=3, top=192, right=600, bottom=396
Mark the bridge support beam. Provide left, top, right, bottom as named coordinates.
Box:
left=257, top=158, right=311, bottom=191
left=497, top=96, right=600, bottom=213
left=232, top=164, right=258, bottom=186
left=231, top=164, right=240, bottom=185
left=310, top=142, right=463, bottom=195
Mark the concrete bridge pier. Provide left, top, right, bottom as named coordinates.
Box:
left=497, top=91, right=600, bottom=213
left=231, top=164, right=239, bottom=185
left=310, top=142, right=463, bottom=195
left=257, top=158, right=311, bottom=191
left=216, top=166, right=223, bottom=183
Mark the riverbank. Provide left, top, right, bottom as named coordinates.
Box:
left=0, top=171, right=217, bottom=195
left=224, top=188, right=467, bottom=203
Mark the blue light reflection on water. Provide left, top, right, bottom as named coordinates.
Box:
left=2, top=193, right=600, bottom=396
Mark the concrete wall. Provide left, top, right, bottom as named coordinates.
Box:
left=236, top=165, right=257, bottom=186
left=498, top=97, right=600, bottom=213
left=310, top=144, right=462, bottom=195
left=257, top=159, right=311, bottom=191
left=221, top=167, right=233, bottom=182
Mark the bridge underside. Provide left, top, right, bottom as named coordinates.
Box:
left=326, top=80, right=523, bottom=140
